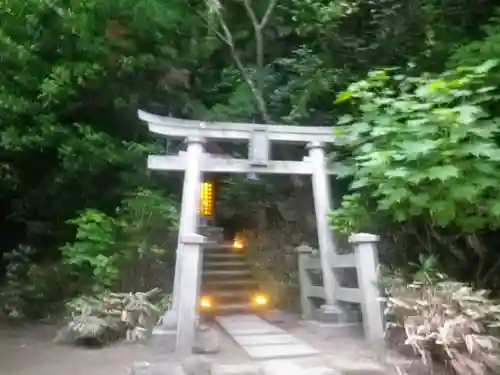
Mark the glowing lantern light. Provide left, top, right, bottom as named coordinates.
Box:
left=232, top=233, right=245, bottom=250
left=233, top=239, right=244, bottom=250
left=253, top=294, right=269, bottom=306
left=200, top=296, right=213, bottom=310
left=200, top=181, right=214, bottom=216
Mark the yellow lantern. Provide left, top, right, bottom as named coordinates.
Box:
left=200, top=181, right=214, bottom=216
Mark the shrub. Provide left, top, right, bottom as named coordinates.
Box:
left=0, top=245, right=77, bottom=320
left=384, top=277, right=500, bottom=375
left=61, top=188, right=178, bottom=292
left=330, top=60, right=500, bottom=290
left=240, top=227, right=302, bottom=311
left=57, top=288, right=163, bottom=345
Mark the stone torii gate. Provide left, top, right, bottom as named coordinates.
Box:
left=139, top=110, right=342, bottom=354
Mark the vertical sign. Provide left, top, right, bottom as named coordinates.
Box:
left=249, top=128, right=270, bottom=166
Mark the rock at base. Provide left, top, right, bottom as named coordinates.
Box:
left=53, top=325, right=104, bottom=348
left=193, top=325, right=221, bottom=354
left=328, top=358, right=386, bottom=375
left=182, top=355, right=214, bottom=375
left=160, top=310, right=178, bottom=329
left=130, top=362, right=153, bottom=375
left=130, top=362, right=185, bottom=375
left=214, top=364, right=265, bottom=375
left=53, top=326, right=76, bottom=344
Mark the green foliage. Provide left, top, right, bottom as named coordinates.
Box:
left=61, top=188, right=178, bottom=292
left=217, top=176, right=273, bottom=219
left=0, top=0, right=198, bottom=257
left=62, top=210, right=118, bottom=289
left=0, top=245, right=75, bottom=319
left=409, top=253, right=441, bottom=284
left=331, top=60, right=500, bottom=233
left=240, top=229, right=302, bottom=311
left=449, top=11, right=500, bottom=69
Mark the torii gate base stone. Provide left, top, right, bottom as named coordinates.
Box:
left=140, top=111, right=349, bottom=355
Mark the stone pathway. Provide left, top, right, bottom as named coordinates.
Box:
left=215, top=313, right=391, bottom=375
left=216, top=314, right=320, bottom=360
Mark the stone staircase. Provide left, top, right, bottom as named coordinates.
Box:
left=201, top=243, right=262, bottom=315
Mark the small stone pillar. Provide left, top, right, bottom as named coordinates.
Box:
left=296, top=244, right=316, bottom=320
left=166, top=136, right=205, bottom=327
left=176, top=233, right=206, bottom=356
left=349, top=233, right=385, bottom=344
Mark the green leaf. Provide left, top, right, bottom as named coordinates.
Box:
left=398, top=140, right=438, bottom=157
left=426, top=165, right=459, bottom=181
left=333, top=163, right=355, bottom=178
left=385, top=168, right=409, bottom=178
left=409, top=193, right=430, bottom=206
left=474, top=59, right=498, bottom=74
left=350, top=177, right=370, bottom=189
left=423, top=254, right=438, bottom=270
left=450, top=184, right=478, bottom=201
left=490, top=201, right=500, bottom=217
left=338, top=114, right=354, bottom=125
left=431, top=200, right=456, bottom=226
left=335, top=91, right=353, bottom=103
left=380, top=187, right=409, bottom=207
left=456, top=105, right=482, bottom=124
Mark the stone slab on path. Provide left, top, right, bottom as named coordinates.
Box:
left=216, top=314, right=320, bottom=360
left=260, top=359, right=340, bottom=375
left=235, top=334, right=299, bottom=346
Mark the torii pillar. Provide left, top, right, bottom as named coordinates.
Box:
left=162, top=136, right=205, bottom=327
left=307, top=141, right=346, bottom=322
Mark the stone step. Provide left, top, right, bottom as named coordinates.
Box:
left=201, top=290, right=256, bottom=304
left=211, top=302, right=255, bottom=314
left=203, top=279, right=258, bottom=291
left=204, top=252, right=243, bottom=259
left=203, top=249, right=242, bottom=261
left=203, top=269, right=252, bottom=277
left=202, top=243, right=231, bottom=250
left=206, top=289, right=256, bottom=298
left=204, top=260, right=247, bottom=268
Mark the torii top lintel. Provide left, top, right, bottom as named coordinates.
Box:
left=138, top=110, right=335, bottom=144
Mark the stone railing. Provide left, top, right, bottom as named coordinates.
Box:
left=296, top=233, right=384, bottom=343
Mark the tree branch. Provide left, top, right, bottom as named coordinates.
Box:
left=259, top=0, right=278, bottom=29
left=242, top=0, right=278, bottom=120
left=200, top=0, right=277, bottom=123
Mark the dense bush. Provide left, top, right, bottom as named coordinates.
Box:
left=0, top=245, right=77, bottom=319
left=61, top=188, right=178, bottom=292
left=384, top=274, right=500, bottom=375
left=0, top=188, right=178, bottom=319
left=330, top=60, right=500, bottom=290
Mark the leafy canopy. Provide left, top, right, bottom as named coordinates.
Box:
left=331, top=60, right=500, bottom=233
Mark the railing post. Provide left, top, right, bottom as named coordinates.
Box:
left=176, top=233, right=206, bottom=356
left=295, top=244, right=316, bottom=320
left=349, top=233, right=384, bottom=345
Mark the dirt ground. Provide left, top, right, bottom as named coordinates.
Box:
left=0, top=315, right=422, bottom=375
left=0, top=323, right=250, bottom=375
